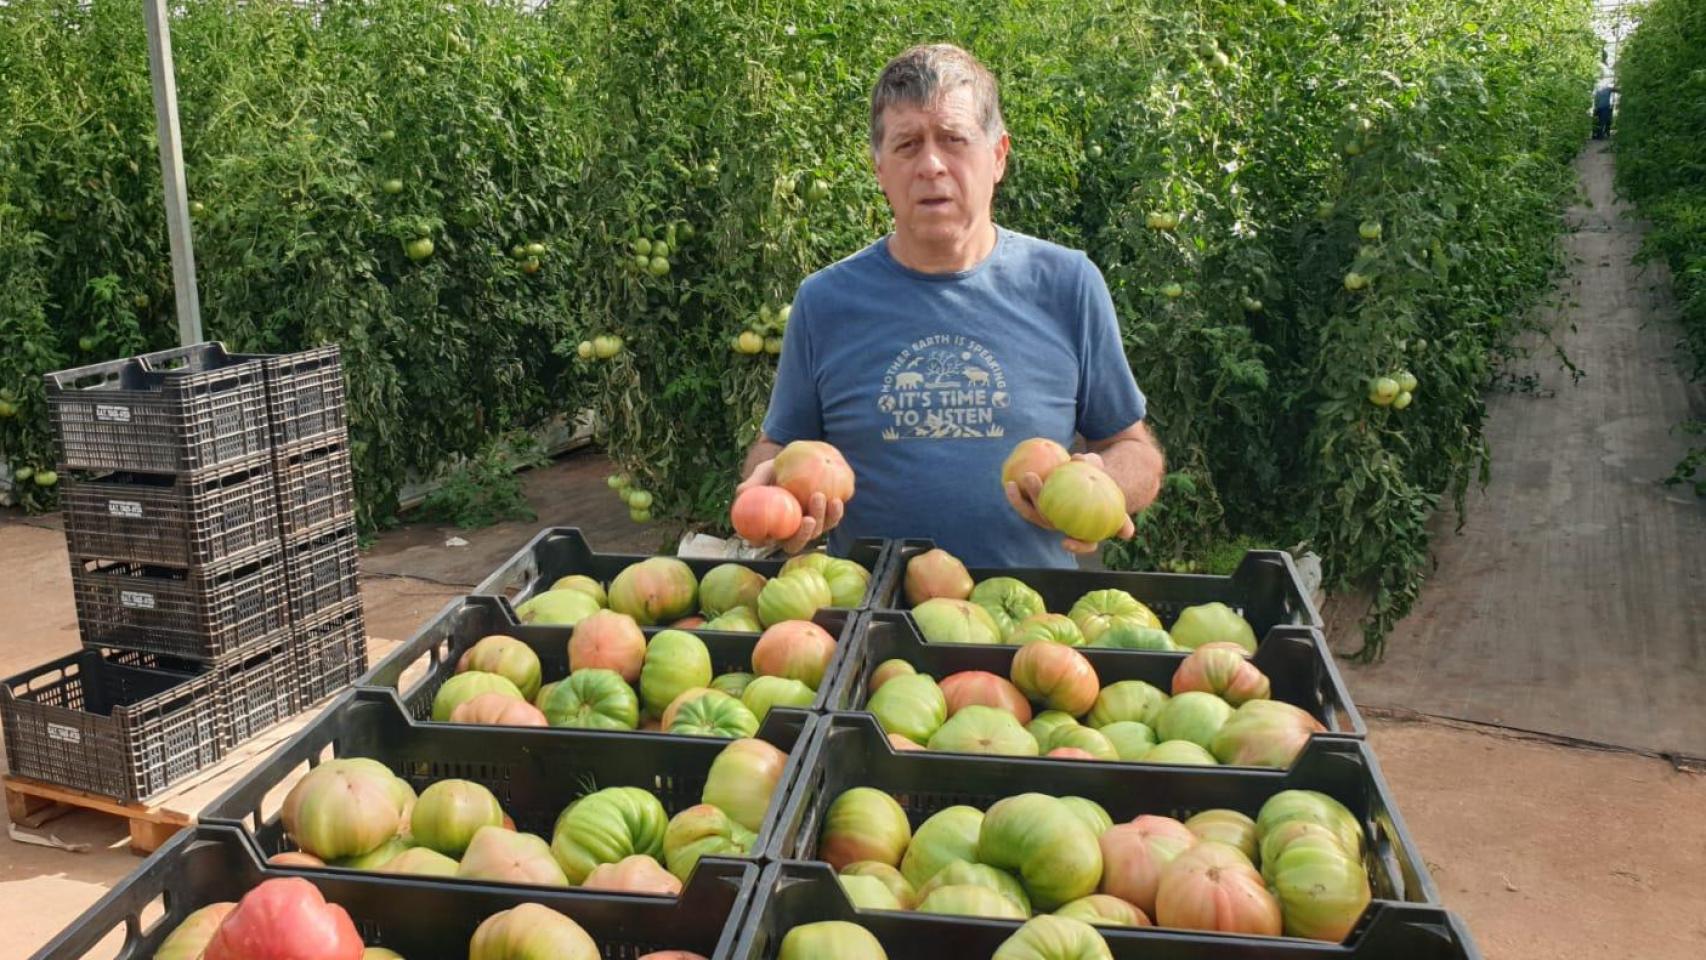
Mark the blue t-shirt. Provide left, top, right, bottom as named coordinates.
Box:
left=761, top=226, right=1147, bottom=569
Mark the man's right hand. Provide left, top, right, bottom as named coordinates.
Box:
left=736, top=458, right=845, bottom=555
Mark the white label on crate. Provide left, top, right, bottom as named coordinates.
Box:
left=121, top=590, right=157, bottom=610
left=47, top=723, right=82, bottom=745
left=108, top=500, right=144, bottom=519
left=95, top=404, right=132, bottom=423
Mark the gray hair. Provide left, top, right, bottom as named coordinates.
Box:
left=869, top=44, right=1006, bottom=157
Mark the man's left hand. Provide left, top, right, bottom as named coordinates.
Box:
left=1004, top=451, right=1137, bottom=555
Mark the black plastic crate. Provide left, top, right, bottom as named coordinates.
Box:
left=30, top=824, right=759, bottom=960
left=215, top=630, right=300, bottom=746
left=45, top=343, right=272, bottom=474
left=273, top=436, right=355, bottom=538
left=260, top=345, right=349, bottom=448
left=70, top=548, right=290, bottom=660
left=362, top=595, right=859, bottom=725
left=874, top=538, right=1321, bottom=633
left=1, top=648, right=223, bottom=803
left=830, top=612, right=1364, bottom=762
left=734, top=861, right=1481, bottom=960
left=201, top=688, right=818, bottom=887
left=282, top=523, right=361, bottom=622
left=295, top=598, right=369, bottom=708
left=473, top=526, right=893, bottom=612
left=771, top=714, right=1438, bottom=919
left=59, top=456, right=279, bottom=567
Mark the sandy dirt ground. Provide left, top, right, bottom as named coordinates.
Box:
left=1337, top=142, right=1706, bottom=757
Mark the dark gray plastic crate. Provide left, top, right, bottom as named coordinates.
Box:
left=45, top=343, right=272, bottom=474
left=70, top=548, right=290, bottom=661
left=215, top=630, right=300, bottom=747
left=59, top=456, right=278, bottom=567
left=360, top=594, right=859, bottom=726
left=281, top=523, right=361, bottom=623
left=735, top=861, right=1481, bottom=960
left=773, top=714, right=1439, bottom=912
left=273, top=437, right=355, bottom=538
left=31, top=824, right=759, bottom=960
left=875, top=537, right=1321, bottom=634
left=260, top=345, right=348, bottom=448
left=473, top=526, right=892, bottom=614
left=294, top=597, right=368, bottom=708
left=830, top=612, right=1365, bottom=763
left=1, top=648, right=223, bottom=802
left=200, top=689, right=816, bottom=890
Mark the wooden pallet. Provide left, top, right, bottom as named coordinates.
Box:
left=3, top=775, right=191, bottom=854
left=2, top=636, right=408, bottom=855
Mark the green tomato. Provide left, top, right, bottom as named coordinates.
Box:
left=1397, top=370, right=1418, bottom=392
left=650, top=240, right=669, bottom=259
left=539, top=668, right=639, bottom=730
left=1358, top=220, right=1383, bottom=241
left=404, top=237, right=434, bottom=261
left=667, top=693, right=758, bottom=738
left=640, top=630, right=713, bottom=717
left=1343, top=271, right=1369, bottom=291
left=1369, top=377, right=1400, bottom=406
left=1392, top=390, right=1414, bottom=410
left=647, top=256, right=670, bottom=276
left=381, top=179, right=404, bottom=195
left=867, top=674, right=946, bottom=746
left=33, top=469, right=57, bottom=488
left=551, top=786, right=668, bottom=884
left=977, top=794, right=1103, bottom=910
left=1161, top=282, right=1184, bottom=299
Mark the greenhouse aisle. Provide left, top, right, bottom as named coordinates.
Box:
left=1339, top=141, right=1706, bottom=758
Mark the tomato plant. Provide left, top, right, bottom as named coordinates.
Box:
left=1616, top=0, right=1706, bottom=499
left=0, top=0, right=1601, bottom=655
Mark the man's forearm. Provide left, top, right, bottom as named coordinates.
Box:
left=1094, top=434, right=1164, bottom=514
left=741, top=436, right=784, bottom=480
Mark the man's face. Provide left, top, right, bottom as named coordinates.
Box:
left=874, top=86, right=1010, bottom=252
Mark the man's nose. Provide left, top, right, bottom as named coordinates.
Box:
left=916, top=145, right=949, bottom=176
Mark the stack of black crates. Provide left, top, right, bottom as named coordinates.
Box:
left=0, top=343, right=365, bottom=804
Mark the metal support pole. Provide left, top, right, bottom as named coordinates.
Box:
left=141, top=0, right=203, bottom=346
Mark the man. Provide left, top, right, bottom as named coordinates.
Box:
left=1592, top=84, right=1615, bottom=140
left=737, top=44, right=1164, bottom=568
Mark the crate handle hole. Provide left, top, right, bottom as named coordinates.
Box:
left=76, top=920, right=129, bottom=960
left=69, top=371, right=121, bottom=391
left=137, top=894, right=167, bottom=937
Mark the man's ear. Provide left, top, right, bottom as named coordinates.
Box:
left=993, top=131, right=1012, bottom=184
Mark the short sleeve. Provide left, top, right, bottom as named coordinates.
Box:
left=760, top=294, right=824, bottom=444
left=1074, top=254, right=1147, bottom=441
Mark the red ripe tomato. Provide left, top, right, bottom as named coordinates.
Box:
left=730, top=485, right=803, bottom=543
left=203, top=878, right=363, bottom=960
